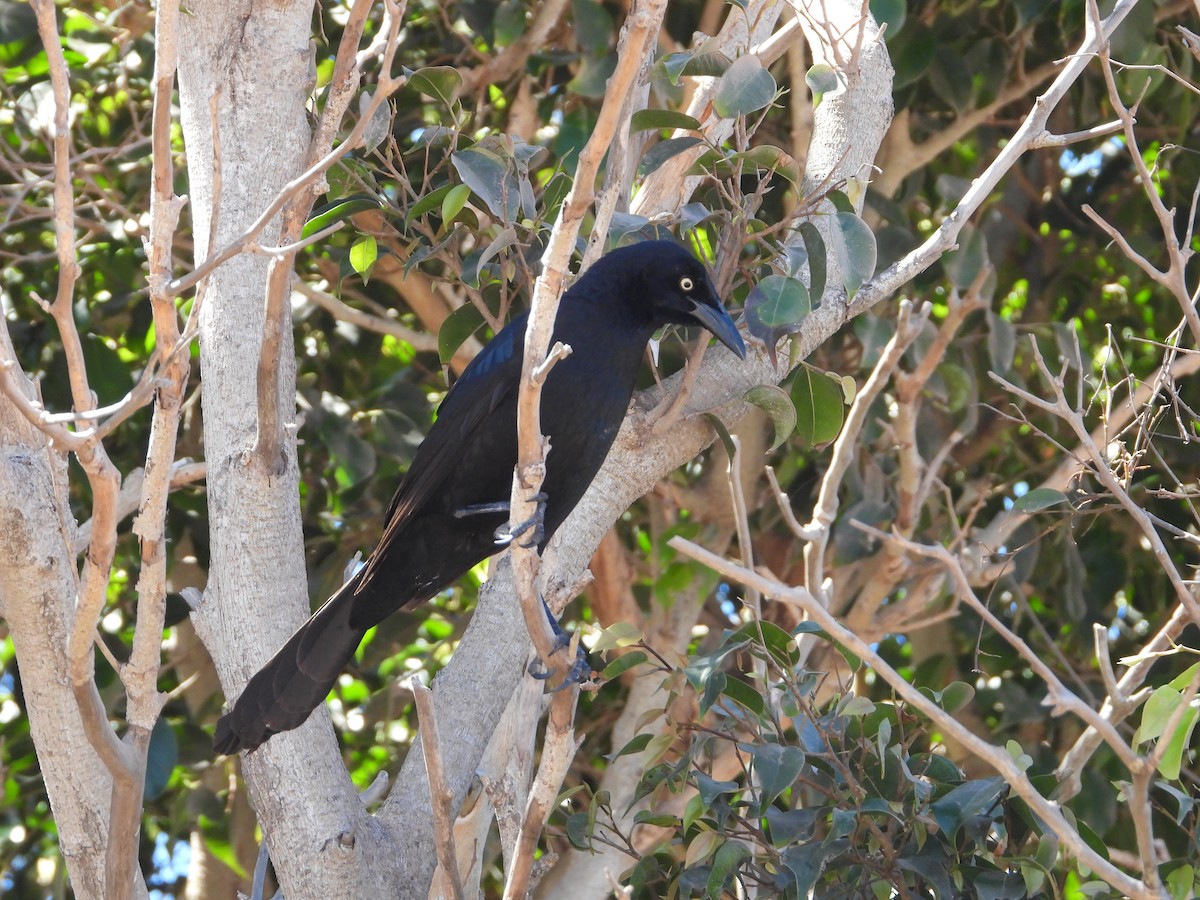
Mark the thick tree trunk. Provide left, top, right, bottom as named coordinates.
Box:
left=177, top=3, right=387, bottom=897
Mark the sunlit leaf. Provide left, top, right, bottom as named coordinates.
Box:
left=792, top=366, right=844, bottom=446
left=737, top=143, right=800, bottom=187
left=348, top=235, right=377, bottom=280
left=440, top=183, right=471, bottom=228
left=303, top=195, right=380, bottom=238
left=805, top=63, right=840, bottom=107
left=630, top=109, right=702, bottom=132
left=713, top=54, right=776, bottom=118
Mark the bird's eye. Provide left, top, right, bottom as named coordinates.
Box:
left=679, top=276, right=694, bottom=292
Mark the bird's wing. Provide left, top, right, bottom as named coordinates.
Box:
left=357, top=312, right=527, bottom=586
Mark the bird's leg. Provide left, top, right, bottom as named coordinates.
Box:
left=493, top=492, right=547, bottom=548
left=452, top=500, right=511, bottom=519
left=527, top=595, right=593, bottom=689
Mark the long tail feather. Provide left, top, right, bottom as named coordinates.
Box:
left=213, top=579, right=367, bottom=754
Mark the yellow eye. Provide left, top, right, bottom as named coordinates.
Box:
left=679, top=276, right=694, bottom=292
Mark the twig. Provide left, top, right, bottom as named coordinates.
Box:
left=293, top=280, right=438, bottom=350
left=508, top=0, right=668, bottom=684
left=667, top=535, right=1157, bottom=900
left=991, top=338, right=1200, bottom=625
left=858, top=526, right=1140, bottom=771
left=502, top=685, right=582, bottom=900
left=845, top=0, right=1144, bottom=322
left=412, top=677, right=467, bottom=900
left=29, top=3, right=147, bottom=896
left=250, top=1, right=406, bottom=472
left=800, top=299, right=926, bottom=604
left=1084, top=0, right=1200, bottom=344
left=1058, top=603, right=1192, bottom=798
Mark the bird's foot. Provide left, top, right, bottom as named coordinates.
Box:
left=493, top=492, right=547, bottom=548
left=527, top=596, right=593, bottom=689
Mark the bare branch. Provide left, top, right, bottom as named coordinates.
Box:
left=668, top=536, right=1157, bottom=900
left=412, top=677, right=467, bottom=900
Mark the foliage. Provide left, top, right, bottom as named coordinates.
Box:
left=1, top=0, right=1199, bottom=898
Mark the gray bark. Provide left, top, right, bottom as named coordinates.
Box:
left=0, top=331, right=112, bottom=898
left=177, top=2, right=389, bottom=897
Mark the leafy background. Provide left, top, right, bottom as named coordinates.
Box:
left=1, top=0, right=1199, bottom=897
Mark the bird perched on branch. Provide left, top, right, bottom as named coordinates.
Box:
left=214, top=240, right=746, bottom=754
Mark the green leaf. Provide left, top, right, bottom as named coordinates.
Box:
left=1136, top=664, right=1200, bottom=779
left=744, top=384, right=796, bottom=451
left=752, top=743, right=806, bottom=812
left=713, top=54, right=776, bottom=118
left=941, top=681, right=976, bottom=714
left=693, top=771, right=739, bottom=808
left=1013, top=488, right=1069, bottom=512
left=798, top=221, right=827, bottom=302
left=870, top=0, right=907, bottom=37
left=592, top=620, right=643, bottom=652
left=348, top=235, right=377, bottom=280
left=358, top=89, right=390, bottom=154
left=601, top=650, right=648, bottom=680
left=494, top=0, right=527, bottom=46
left=144, top=717, right=177, bottom=800
left=610, top=733, right=653, bottom=760
left=805, top=63, right=840, bottom=107
left=302, top=195, right=381, bottom=238
left=826, top=189, right=854, bottom=214
left=830, top=211, right=877, bottom=296
left=737, top=144, right=800, bottom=187
left=630, top=109, right=702, bottom=132
left=717, top=676, right=764, bottom=718
left=405, top=183, right=455, bottom=224
left=437, top=303, right=485, bottom=365
left=452, top=147, right=520, bottom=221
left=791, top=367, right=845, bottom=446
left=987, top=310, right=1016, bottom=374
left=440, top=183, right=471, bottom=227
left=571, top=0, right=613, bottom=54
left=407, top=66, right=463, bottom=106
left=199, top=814, right=248, bottom=878
left=565, top=811, right=593, bottom=850
left=703, top=412, right=737, bottom=461
left=707, top=840, right=751, bottom=898
left=659, top=51, right=692, bottom=85
left=930, top=777, right=1006, bottom=839
left=743, top=274, right=810, bottom=365
left=633, top=811, right=678, bottom=828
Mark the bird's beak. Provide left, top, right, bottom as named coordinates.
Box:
left=688, top=299, right=747, bottom=359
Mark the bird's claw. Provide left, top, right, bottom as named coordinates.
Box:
left=526, top=595, right=594, bottom=687
left=494, top=492, right=548, bottom=548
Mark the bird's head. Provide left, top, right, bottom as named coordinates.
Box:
left=626, top=240, right=747, bottom=359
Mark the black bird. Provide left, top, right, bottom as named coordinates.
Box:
left=213, top=240, right=745, bottom=754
